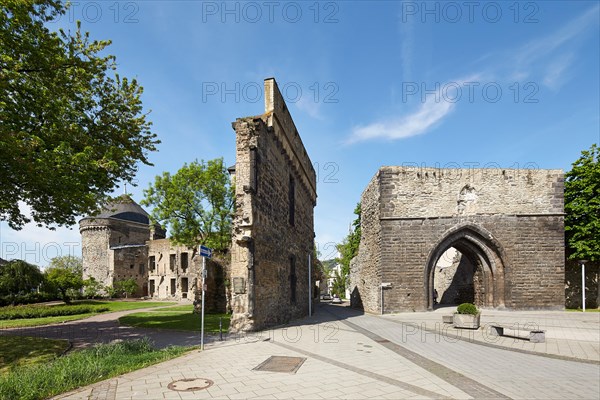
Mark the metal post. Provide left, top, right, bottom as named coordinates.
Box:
left=308, top=253, right=312, bottom=317
left=219, top=317, right=223, bottom=341
left=582, top=261, right=586, bottom=312
left=201, top=255, right=206, bottom=350
left=381, top=285, right=384, bottom=315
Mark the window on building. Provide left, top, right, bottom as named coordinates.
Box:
left=169, top=254, right=176, bottom=271
left=290, top=255, right=296, bottom=304
left=129, top=264, right=134, bottom=269
left=181, top=252, right=188, bottom=271
left=149, top=256, right=156, bottom=271
left=149, top=280, right=155, bottom=296
left=289, top=175, right=295, bottom=226
left=139, top=263, right=145, bottom=275
left=170, top=278, right=176, bottom=296
left=181, top=278, right=188, bottom=299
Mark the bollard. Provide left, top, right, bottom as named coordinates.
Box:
left=219, top=317, right=223, bottom=341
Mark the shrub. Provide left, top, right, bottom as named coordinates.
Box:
left=456, top=302, right=479, bottom=315
left=0, top=304, right=109, bottom=320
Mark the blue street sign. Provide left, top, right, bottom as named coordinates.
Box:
left=200, top=245, right=212, bottom=258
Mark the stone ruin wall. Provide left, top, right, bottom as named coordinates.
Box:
left=351, top=166, right=565, bottom=313
left=230, top=78, right=317, bottom=331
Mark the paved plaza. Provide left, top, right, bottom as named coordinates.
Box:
left=51, top=303, right=599, bottom=400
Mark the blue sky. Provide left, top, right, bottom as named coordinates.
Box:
left=1, top=0, right=599, bottom=266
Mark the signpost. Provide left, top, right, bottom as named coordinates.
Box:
left=578, top=260, right=588, bottom=312
left=200, top=245, right=212, bottom=350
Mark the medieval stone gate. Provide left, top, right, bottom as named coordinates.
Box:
left=349, top=166, right=565, bottom=313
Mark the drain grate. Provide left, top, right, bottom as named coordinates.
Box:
left=253, top=356, right=306, bottom=373
left=167, top=378, right=213, bottom=392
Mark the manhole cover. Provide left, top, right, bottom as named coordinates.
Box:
left=253, top=356, right=306, bottom=373
left=167, top=378, right=213, bottom=392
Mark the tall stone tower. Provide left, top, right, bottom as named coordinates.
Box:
left=79, top=195, right=165, bottom=295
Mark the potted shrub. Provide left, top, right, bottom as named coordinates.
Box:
left=453, top=302, right=480, bottom=329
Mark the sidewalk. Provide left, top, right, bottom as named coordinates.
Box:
left=55, top=304, right=600, bottom=400
left=382, top=306, right=600, bottom=363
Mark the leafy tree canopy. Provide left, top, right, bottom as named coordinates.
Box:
left=336, top=203, right=361, bottom=278
left=0, top=0, right=159, bottom=230
left=0, top=259, right=44, bottom=297
left=44, top=255, right=83, bottom=303
left=565, top=143, right=600, bottom=261
left=142, top=158, right=234, bottom=252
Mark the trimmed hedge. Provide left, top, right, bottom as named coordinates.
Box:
left=0, top=304, right=109, bottom=320
left=0, top=292, right=59, bottom=307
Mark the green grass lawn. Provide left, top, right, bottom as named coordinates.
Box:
left=0, top=301, right=177, bottom=329
left=566, top=308, right=600, bottom=312
left=0, top=338, right=191, bottom=400
left=119, top=305, right=230, bottom=333
left=0, top=336, right=70, bottom=374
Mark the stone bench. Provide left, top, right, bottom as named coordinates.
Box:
left=489, top=324, right=546, bottom=343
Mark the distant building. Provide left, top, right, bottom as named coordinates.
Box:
left=79, top=195, right=202, bottom=300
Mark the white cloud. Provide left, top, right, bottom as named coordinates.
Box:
left=347, top=99, right=454, bottom=144
left=346, top=75, right=481, bottom=144
left=543, top=54, right=574, bottom=90
left=510, top=5, right=599, bottom=85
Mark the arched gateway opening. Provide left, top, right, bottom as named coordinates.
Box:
left=425, top=223, right=506, bottom=310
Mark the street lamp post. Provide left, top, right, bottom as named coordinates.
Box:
left=578, top=260, right=588, bottom=312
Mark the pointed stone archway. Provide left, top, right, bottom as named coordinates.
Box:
left=424, top=223, right=506, bottom=310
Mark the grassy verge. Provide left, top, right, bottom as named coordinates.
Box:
left=119, top=305, right=230, bottom=333
left=0, top=338, right=190, bottom=400
left=0, top=336, right=70, bottom=374
left=0, top=301, right=176, bottom=329
left=566, top=308, right=600, bottom=312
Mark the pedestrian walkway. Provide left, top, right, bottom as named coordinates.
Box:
left=383, top=306, right=600, bottom=363
left=56, top=304, right=600, bottom=399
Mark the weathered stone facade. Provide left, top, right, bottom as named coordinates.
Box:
left=350, top=166, right=565, bottom=313
left=230, top=78, right=317, bottom=331
left=146, top=239, right=199, bottom=300
left=80, top=196, right=227, bottom=308
left=80, top=195, right=165, bottom=297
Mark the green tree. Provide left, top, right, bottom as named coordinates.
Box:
left=83, top=277, right=102, bottom=299
left=115, top=278, right=138, bottom=298
left=335, top=203, right=361, bottom=293
left=142, top=158, right=234, bottom=252
left=0, top=260, right=44, bottom=302
left=565, top=144, right=600, bottom=261
left=44, top=256, right=83, bottom=303
left=0, top=1, right=159, bottom=230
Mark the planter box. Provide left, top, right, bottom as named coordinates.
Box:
left=453, top=313, right=480, bottom=329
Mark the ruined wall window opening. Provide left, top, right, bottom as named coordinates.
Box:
left=170, top=278, right=176, bottom=295
left=149, top=256, right=156, bottom=271
left=139, top=263, right=145, bottom=275
left=181, top=252, right=189, bottom=271
left=289, top=174, right=295, bottom=226
left=149, top=280, right=155, bottom=296
left=290, top=255, right=297, bottom=304
left=181, top=277, right=188, bottom=298
left=169, top=254, right=176, bottom=271
left=129, top=264, right=134, bottom=269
